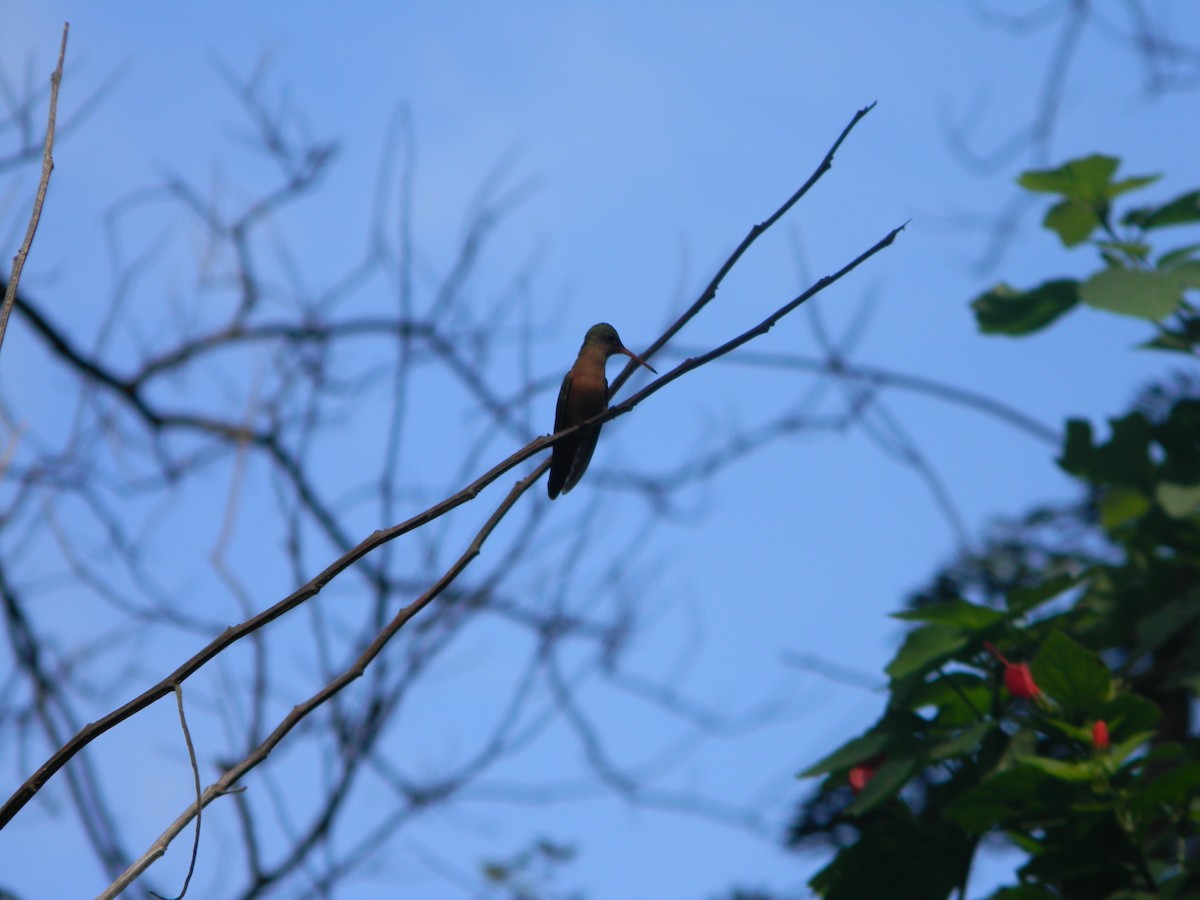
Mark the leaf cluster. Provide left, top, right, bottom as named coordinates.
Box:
left=800, top=157, right=1200, bottom=899
left=972, top=155, right=1200, bottom=347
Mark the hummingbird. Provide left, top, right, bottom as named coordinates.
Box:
left=547, top=323, right=657, bottom=499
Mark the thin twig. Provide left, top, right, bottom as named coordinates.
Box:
left=143, top=685, right=202, bottom=900
left=671, top=347, right=1059, bottom=445
left=610, top=101, right=876, bottom=394
left=0, top=22, right=68, bottom=354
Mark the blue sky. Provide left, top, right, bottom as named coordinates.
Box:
left=2, top=2, right=1198, bottom=898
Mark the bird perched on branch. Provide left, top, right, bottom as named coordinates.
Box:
left=548, top=323, right=656, bottom=499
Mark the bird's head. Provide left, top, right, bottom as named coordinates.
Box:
left=582, top=323, right=657, bottom=373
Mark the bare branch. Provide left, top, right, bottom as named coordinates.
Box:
left=142, top=685, right=202, bottom=900
left=612, top=102, right=877, bottom=394
left=0, top=23, right=67, bottom=354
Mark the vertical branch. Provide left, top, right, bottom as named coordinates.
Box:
left=0, top=23, right=68, bottom=354
left=146, top=685, right=203, bottom=900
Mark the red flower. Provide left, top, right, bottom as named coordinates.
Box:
left=848, top=755, right=884, bottom=795
left=985, top=642, right=1042, bottom=700
left=1092, top=719, right=1110, bottom=751
left=1003, top=662, right=1040, bottom=700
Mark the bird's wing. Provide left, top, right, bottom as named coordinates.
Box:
left=547, top=370, right=576, bottom=498
left=553, top=369, right=573, bottom=433
left=561, top=423, right=599, bottom=496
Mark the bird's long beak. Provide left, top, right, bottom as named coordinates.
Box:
left=618, top=345, right=657, bottom=375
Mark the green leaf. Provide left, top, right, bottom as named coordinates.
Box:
left=1142, top=328, right=1199, bottom=355
left=1135, top=742, right=1184, bottom=770
left=971, top=280, right=1078, bottom=335
left=1110, top=174, right=1162, bottom=198
left=1155, top=482, right=1200, bottom=517
left=1031, top=632, right=1112, bottom=718
left=1123, top=189, right=1200, bottom=230
left=928, top=720, right=994, bottom=762
left=1044, top=199, right=1100, bottom=246
left=886, top=623, right=968, bottom=681
left=1108, top=730, right=1158, bottom=767
left=1020, top=816, right=1145, bottom=893
left=799, top=730, right=890, bottom=778
left=1129, top=761, right=1200, bottom=814
left=1058, top=413, right=1151, bottom=485
left=1097, top=240, right=1152, bottom=264
left=847, top=755, right=919, bottom=815
left=808, top=816, right=970, bottom=900
left=1005, top=832, right=1043, bottom=856
left=1018, top=155, right=1121, bottom=198
left=1134, top=599, right=1200, bottom=658
left=1020, top=156, right=1159, bottom=245
left=1006, top=572, right=1079, bottom=615
left=945, top=765, right=1076, bottom=832
left=892, top=599, right=1004, bottom=631
left=1157, top=242, right=1200, bottom=269
left=904, top=672, right=992, bottom=728
left=1080, top=267, right=1183, bottom=321
left=1157, top=398, right=1200, bottom=483
left=1102, top=693, right=1161, bottom=737
left=1036, top=713, right=1092, bottom=744
left=1017, top=753, right=1097, bottom=784
left=1099, top=485, right=1151, bottom=529
left=1164, top=258, right=1200, bottom=293
left=1059, top=419, right=1095, bottom=476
